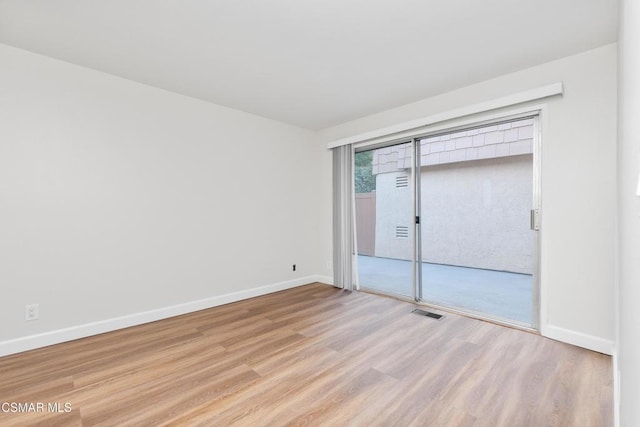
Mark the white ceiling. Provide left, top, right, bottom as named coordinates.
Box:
left=0, top=0, right=618, bottom=130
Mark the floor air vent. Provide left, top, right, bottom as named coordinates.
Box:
left=412, top=309, right=444, bottom=320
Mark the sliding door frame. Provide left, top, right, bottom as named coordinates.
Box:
left=354, top=105, right=545, bottom=331
left=413, top=138, right=422, bottom=302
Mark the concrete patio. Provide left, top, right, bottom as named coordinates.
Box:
left=357, top=255, right=533, bottom=325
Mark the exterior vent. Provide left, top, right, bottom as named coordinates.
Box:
left=395, top=175, right=409, bottom=188
left=395, top=226, right=409, bottom=238
left=412, top=309, right=444, bottom=320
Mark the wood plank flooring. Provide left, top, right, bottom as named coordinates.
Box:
left=0, top=283, right=612, bottom=426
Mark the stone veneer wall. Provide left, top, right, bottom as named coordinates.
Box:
left=373, top=118, right=534, bottom=173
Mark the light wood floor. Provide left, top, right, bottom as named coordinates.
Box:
left=0, top=283, right=612, bottom=426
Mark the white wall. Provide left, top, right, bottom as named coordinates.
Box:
left=0, top=44, right=322, bottom=351
left=318, top=44, right=617, bottom=353
left=617, top=0, right=640, bottom=424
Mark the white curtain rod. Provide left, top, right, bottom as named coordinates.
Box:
left=327, top=82, right=563, bottom=149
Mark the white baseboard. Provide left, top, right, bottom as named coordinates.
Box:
left=542, top=324, right=614, bottom=355
left=315, top=275, right=334, bottom=286
left=0, top=276, right=318, bottom=358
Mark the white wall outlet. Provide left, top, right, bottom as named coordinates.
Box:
left=25, top=304, right=39, bottom=321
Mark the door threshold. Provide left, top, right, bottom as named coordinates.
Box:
left=415, top=300, right=538, bottom=334
left=358, top=286, right=538, bottom=335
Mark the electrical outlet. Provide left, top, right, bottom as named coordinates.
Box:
left=292, top=264, right=296, bottom=272
left=25, top=304, right=39, bottom=321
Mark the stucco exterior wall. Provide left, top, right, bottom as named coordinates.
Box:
left=373, top=119, right=534, bottom=274
left=421, top=155, right=533, bottom=273
left=374, top=155, right=533, bottom=274
left=373, top=171, right=413, bottom=262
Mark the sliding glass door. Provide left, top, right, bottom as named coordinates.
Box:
left=354, top=116, right=540, bottom=328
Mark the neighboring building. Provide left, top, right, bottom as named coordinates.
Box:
left=364, top=118, right=535, bottom=274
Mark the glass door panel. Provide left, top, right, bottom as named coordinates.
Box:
left=418, top=118, right=536, bottom=326
left=355, top=142, right=413, bottom=298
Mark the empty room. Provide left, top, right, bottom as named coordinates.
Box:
left=1, top=1, right=638, bottom=426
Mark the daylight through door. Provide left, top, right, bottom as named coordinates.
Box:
left=354, top=116, right=540, bottom=328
